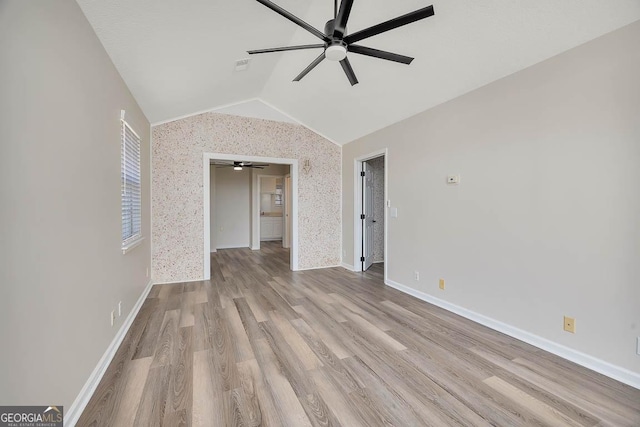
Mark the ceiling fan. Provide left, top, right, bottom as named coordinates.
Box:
left=213, top=161, right=270, bottom=170
left=247, top=0, right=435, bottom=85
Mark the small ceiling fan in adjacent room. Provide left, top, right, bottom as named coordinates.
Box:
left=213, top=161, right=270, bottom=170
left=247, top=0, right=435, bottom=85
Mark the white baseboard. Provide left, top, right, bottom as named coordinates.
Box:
left=65, top=279, right=155, bottom=426
left=341, top=262, right=356, bottom=271
left=384, top=278, right=640, bottom=390
left=298, top=264, right=342, bottom=271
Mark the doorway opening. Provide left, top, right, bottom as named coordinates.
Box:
left=255, top=169, right=291, bottom=249
left=203, top=153, right=299, bottom=279
left=354, top=149, right=387, bottom=279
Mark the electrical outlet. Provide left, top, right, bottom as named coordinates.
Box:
left=118, top=301, right=122, bottom=317
left=563, top=316, right=575, bottom=333
left=146, top=267, right=149, bottom=278
left=439, top=279, right=445, bottom=290
left=110, top=310, right=115, bottom=327
left=636, top=337, right=640, bottom=355
left=414, top=271, right=419, bottom=281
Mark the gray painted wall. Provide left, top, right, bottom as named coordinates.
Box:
left=342, top=21, right=640, bottom=375
left=0, top=0, right=151, bottom=409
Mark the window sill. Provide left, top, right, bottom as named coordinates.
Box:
left=122, top=236, right=144, bottom=255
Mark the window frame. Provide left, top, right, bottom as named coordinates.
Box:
left=120, top=114, right=143, bottom=254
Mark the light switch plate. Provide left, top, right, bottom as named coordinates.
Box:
left=390, top=207, right=398, bottom=218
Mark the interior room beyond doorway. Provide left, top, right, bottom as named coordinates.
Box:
left=354, top=149, right=388, bottom=278
left=257, top=168, right=291, bottom=249
left=208, top=157, right=292, bottom=266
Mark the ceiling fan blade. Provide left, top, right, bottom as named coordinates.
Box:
left=348, top=45, right=413, bottom=64
left=255, top=0, right=328, bottom=41
left=333, top=0, right=355, bottom=38
left=344, top=5, right=434, bottom=44
left=340, top=57, right=359, bottom=86
left=293, top=52, right=326, bottom=82
left=248, top=44, right=325, bottom=54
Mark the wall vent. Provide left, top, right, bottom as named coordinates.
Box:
left=234, top=58, right=251, bottom=72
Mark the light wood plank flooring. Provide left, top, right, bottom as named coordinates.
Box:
left=78, top=242, right=640, bottom=426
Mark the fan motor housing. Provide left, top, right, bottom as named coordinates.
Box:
left=324, top=20, right=347, bottom=61
left=324, top=19, right=338, bottom=37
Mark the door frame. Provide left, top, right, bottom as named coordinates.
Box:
left=203, top=153, right=299, bottom=279
left=353, top=148, right=388, bottom=282
left=283, top=174, right=292, bottom=249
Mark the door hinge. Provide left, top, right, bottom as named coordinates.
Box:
left=360, top=214, right=365, bottom=220
left=360, top=171, right=365, bottom=177
left=360, top=256, right=365, bottom=262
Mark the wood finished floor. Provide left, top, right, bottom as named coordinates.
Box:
left=78, top=241, right=640, bottom=426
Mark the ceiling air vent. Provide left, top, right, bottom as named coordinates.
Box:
left=234, top=58, right=251, bottom=72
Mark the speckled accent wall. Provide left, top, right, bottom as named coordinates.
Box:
left=152, top=113, right=341, bottom=283
left=366, top=156, right=385, bottom=263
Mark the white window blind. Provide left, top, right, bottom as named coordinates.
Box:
left=121, top=115, right=142, bottom=249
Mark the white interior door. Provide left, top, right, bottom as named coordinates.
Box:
left=362, top=163, right=374, bottom=271
left=284, top=174, right=292, bottom=248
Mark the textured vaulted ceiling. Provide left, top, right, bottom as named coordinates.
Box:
left=77, top=0, right=640, bottom=144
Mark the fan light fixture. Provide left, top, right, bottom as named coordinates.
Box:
left=325, top=45, right=347, bottom=61
left=234, top=166, right=243, bottom=171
